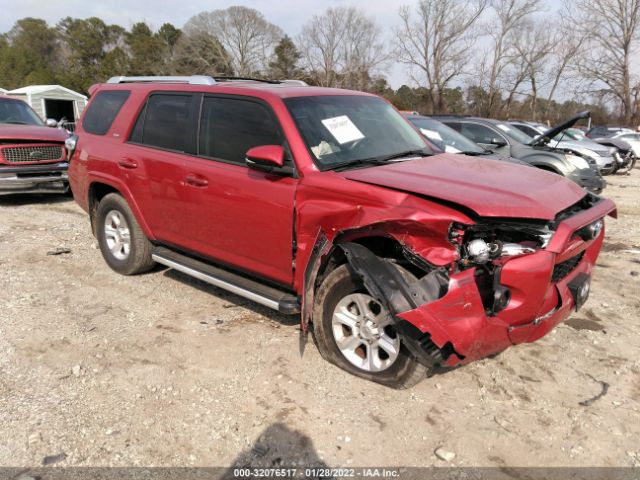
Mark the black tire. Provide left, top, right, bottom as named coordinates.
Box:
left=312, top=264, right=428, bottom=389
left=95, top=193, right=155, bottom=275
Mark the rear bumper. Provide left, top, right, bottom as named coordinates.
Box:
left=397, top=198, right=615, bottom=367
left=0, top=162, right=69, bottom=195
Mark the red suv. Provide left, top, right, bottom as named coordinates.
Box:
left=0, top=97, right=69, bottom=195
left=68, top=76, right=616, bottom=388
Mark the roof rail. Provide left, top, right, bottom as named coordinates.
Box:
left=106, top=75, right=217, bottom=86
left=281, top=79, right=308, bottom=86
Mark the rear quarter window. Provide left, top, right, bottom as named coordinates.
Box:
left=82, top=90, right=130, bottom=135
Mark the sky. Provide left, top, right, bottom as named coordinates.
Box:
left=0, top=0, right=559, bottom=89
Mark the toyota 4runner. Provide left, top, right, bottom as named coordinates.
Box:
left=68, top=75, right=616, bottom=388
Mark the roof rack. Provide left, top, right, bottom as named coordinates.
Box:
left=106, top=75, right=217, bottom=85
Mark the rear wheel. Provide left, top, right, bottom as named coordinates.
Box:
left=95, top=193, right=155, bottom=275
left=312, top=264, right=427, bottom=388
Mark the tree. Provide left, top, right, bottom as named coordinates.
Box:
left=298, top=7, right=389, bottom=89
left=573, top=0, right=640, bottom=124
left=481, top=0, right=541, bottom=116
left=57, top=17, right=125, bottom=91
left=126, top=22, right=165, bottom=75
left=268, top=35, right=301, bottom=79
left=184, top=7, right=282, bottom=76
left=509, top=17, right=554, bottom=119
left=0, top=18, right=59, bottom=88
left=395, top=0, right=487, bottom=113
left=169, top=31, right=234, bottom=76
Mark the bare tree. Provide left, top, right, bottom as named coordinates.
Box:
left=395, top=0, right=487, bottom=114
left=184, top=7, right=282, bottom=76
left=298, top=7, right=389, bottom=89
left=481, top=0, right=542, bottom=116
left=511, top=18, right=555, bottom=119
left=573, top=0, right=640, bottom=124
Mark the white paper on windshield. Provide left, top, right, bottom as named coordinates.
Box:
left=496, top=124, right=511, bottom=132
left=321, top=115, right=365, bottom=144
left=444, top=145, right=461, bottom=153
left=420, top=128, right=443, bottom=141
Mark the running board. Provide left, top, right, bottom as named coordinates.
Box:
left=151, top=247, right=300, bottom=315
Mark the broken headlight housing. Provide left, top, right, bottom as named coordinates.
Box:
left=450, top=221, right=554, bottom=266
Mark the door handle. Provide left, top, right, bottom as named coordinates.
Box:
left=118, top=158, right=138, bottom=169
left=185, top=173, right=209, bottom=187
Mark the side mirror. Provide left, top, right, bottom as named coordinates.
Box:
left=46, top=118, right=58, bottom=128
left=246, top=145, right=285, bottom=172
left=490, top=138, right=507, bottom=147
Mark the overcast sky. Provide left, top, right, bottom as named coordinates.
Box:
left=0, top=0, right=558, bottom=88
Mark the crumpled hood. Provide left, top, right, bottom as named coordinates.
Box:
left=0, top=124, right=68, bottom=142
left=341, top=153, right=587, bottom=220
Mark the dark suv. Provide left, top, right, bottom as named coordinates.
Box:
left=68, top=76, right=615, bottom=388
left=0, top=97, right=69, bottom=195
left=435, top=116, right=606, bottom=194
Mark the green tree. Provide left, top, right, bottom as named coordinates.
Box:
left=0, top=18, right=58, bottom=88
left=57, top=17, right=126, bottom=91
left=169, top=31, right=234, bottom=76
left=126, top=22, right=164, bottom=75
left=268, top=35, right=301, bottom=79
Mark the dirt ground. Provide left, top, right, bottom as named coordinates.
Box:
left=0, top=171, right=639, bottom=470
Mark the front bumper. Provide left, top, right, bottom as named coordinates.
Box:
left=397, top=197, right=616, bottom=367
left=573, top=171, right=606, bottom=194
left=0, top=162, right=69, bottom=195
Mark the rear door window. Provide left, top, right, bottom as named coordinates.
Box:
left=82, top=90, right=130, bottom=135
left=198, top=96, right=284, bottom=165
left=131, top=94, right=194, bottom=152
left=460, top=123, right=503, bottom=144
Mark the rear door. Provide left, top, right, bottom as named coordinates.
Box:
left=177, top=94, right=298, bottom=286
left=120, top=92, right=200, bottom=245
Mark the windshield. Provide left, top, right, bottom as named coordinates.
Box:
left=0, top=98, right=44, bottom=126
left=284, top=95, right=429, bottom=170
left=407, top=116, right=484, bottom=153
left=494, top=122, right=534, bottom=144
left=564, top=128, right=586, bottom=141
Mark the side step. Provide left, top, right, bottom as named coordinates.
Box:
left=151, top=247, right=300, bottom=315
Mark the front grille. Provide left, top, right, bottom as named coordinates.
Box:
left=552, top=251, right=585, bottom=283
left=1, top=145, right=64, bottom=163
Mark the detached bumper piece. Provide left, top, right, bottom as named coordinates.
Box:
left=0, top=162, right=69, bottom=195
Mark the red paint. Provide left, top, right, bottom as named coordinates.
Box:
left=70, top=80, right=616, bottom=366
left=246, top=144, right=285, bottom=167
left=0, top=124, right=68, bottom=143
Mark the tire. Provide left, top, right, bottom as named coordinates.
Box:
left=95, top=193, right=155, bottom=275
left=312, top=264, right=427, bottom=389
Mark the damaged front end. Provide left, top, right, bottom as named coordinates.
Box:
left=303, top=195, right=616, bottom=369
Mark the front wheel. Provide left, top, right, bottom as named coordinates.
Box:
left=312, top=264, right=427, bottom=388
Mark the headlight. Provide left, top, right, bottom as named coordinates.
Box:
left=453, top=221, right=554, bottom=266
left=566, top=154, right=591, bottom=170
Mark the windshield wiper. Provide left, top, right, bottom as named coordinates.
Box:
left=332, top=149, right=430, bottom=171
left=4, top=121, right=29, bottom=125
left=460, top=150, right=490, bottom=156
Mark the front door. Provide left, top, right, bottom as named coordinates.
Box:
left=177, top=95, right=297, bottom=287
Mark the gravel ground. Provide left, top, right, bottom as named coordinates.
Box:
left=0, top=172, right=639, bottom=469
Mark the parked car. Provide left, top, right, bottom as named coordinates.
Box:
left=0, top=96, right=70, bottom=195
left=592, top=130, right=640, bottom=158
left=435, top=114, right=606, bottom=193
left=405, top=114, right=529, bottom=166
left=586, top=126, right=633, bottom=139
left=510, top=119, right=616, bottom=175
left=69, top=75, right=615, bottom=388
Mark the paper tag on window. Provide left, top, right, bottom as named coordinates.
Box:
left=444, top=145, right=461, bottom=153
left=321, top=115, right=365, bottom=144
left=420, top=128, right=443, bottom=141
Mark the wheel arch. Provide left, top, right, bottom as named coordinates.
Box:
left=87, top=178, right=154, bottom=239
